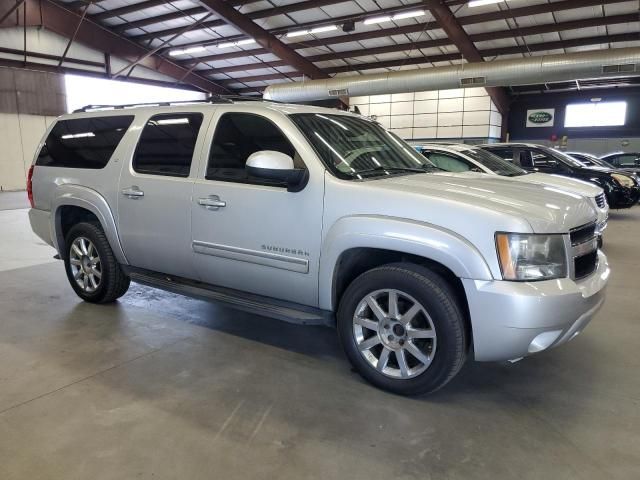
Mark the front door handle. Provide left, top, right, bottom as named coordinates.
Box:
left=198, top=195, right=226, bottom=210
left=122, top=186, right=144, bottom=199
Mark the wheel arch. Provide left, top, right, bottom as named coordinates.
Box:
left=51, top=185, right=128, bottom=264
left=319, top=215, right=493, bottom=312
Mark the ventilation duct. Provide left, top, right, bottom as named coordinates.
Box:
left=263, top=47, right=640, bottom=103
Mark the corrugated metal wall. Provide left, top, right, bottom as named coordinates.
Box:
left=0, top=67, right=65, bottom=191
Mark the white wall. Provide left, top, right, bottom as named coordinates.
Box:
left=0, top=113, right=57, bottom=191
left=349, top=88, right=503, bottom=142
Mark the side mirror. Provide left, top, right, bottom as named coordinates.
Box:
left=246, top=150, right=307, bottom=192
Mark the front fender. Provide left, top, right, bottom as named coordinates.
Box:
left=51, top=185, right=129, bottom=265
left=319, top=215, right=494, bottom=311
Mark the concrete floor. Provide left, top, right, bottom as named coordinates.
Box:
left=0, top=193, right=638, bottom=480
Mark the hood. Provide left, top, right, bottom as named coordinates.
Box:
left=369, top=172, right=597, bottom=233
left=517, top=173, right=603, bottom=198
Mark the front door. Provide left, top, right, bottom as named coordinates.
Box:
left=191, top=110, right=324, bottom=307
left=118, top=111, right=208, bottom=279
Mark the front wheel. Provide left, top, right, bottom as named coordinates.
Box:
left=64, top=222, right=130, bottom=303
left=337, top=263, right=468, bottom=396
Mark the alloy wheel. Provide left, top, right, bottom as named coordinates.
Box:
left=69, top=237, right=102, bottom=293
left=353, top=289, right=437, bottom=379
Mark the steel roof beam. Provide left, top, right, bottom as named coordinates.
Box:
left=194, top=0, right=328, bottom=79
left=13, top=0, right=230, bottom=94
left=227, top=32, right=640, bottom=90
left=425, top=0, right=510, bottom=115
left=90, top=0, right=261, bottom=22
left=132, top=0, right=629, bottom=46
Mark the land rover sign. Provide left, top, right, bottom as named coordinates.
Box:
left=526, top=109, right=555, bottom=128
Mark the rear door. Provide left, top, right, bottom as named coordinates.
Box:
left=117, top=111, right=210, bottom=279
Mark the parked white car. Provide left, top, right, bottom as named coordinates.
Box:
left=416, top=143, right=609, bottom=242
left=28, top=99, right=609, bottom=395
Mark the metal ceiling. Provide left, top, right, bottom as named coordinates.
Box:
left=0, top=0, right=639, bottom=97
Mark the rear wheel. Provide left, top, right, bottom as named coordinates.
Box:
left=64, top=222, right=130, bottom=303
left=337, top=263, right=467, bottom=396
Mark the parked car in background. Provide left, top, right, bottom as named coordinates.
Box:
left=28, top=99, right=609, bottom=396
left=601, top=152, right=640, bottom=169
left=417, top=143, right=609, bottom=241
left=567, top=152, right=615, bottom=169
left=568, top=152, right=640, bottom=177
left=479, top=143, right=640, bottom=209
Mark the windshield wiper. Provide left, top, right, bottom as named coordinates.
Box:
left=354, top=165, right=443, bottom=177
left=354, top=166, right=427, bottom=177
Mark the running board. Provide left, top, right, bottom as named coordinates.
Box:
left=125, top=268, right=334, bottom=327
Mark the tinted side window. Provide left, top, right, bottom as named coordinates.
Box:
left=207, top=113, right=299, bottom=185
left=530, top=150, right=559, bottom=171
left=425, top=152, right=472, bottom=173
left=133, top=113, right=203, bottom=177
left=616, top=154, right=640, bottom=167
left=487, top=148, right=514, bottom=161
left=36, top=116, right=133, bottom=169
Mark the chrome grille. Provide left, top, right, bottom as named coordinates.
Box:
left=595, top=193, right=606, bottom=209
left=569, top=222, right=599, bottom=280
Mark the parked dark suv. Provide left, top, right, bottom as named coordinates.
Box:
left=480, top=143, right=640, bottom=209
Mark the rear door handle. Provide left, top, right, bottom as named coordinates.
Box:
left=122, top=186, right=144, bottom=199
left=198, top=195, right=226, bottom=210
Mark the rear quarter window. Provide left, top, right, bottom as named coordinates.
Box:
left=36, top=116, right=134, bottom=169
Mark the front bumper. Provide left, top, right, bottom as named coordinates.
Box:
left=607, top=185, right=640, bottom=209
left=463, top=251, right=609, bottom=362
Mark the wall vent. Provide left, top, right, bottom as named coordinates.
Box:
left=460, top=76, right=487, bottom=87
left=328, top=88, right=349, bottom=97
left=602, top=64, right=636, bottom=74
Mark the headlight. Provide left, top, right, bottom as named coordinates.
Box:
left=495, top=233, right=567, bottom=281
left=611, top=173, right=635, bottom=188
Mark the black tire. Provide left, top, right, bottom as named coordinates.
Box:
left=337, top=263, right=468, bottom=396
left=64, top=222, right=130, bottom=303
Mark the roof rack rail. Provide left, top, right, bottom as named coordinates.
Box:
left=72, top=95, right=282, bottom=113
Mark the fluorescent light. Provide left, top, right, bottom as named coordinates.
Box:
left=363, top=9, right=425, bottom=25
left=310, top=25, right=338, bottom=34
left=392, top=9, right=425, bottom=20
left=168, top=46, right=206, bottom=56
left=61, top=132, right=95, bottom=139
left=286, top=25, right=337, bottom=38
left=468, top=0, right=510, bottom=7
left=217, top=38, right=256, bottom=48
left=286, top=29, right=308, bottom=38
left=364, top=15, right=391, bottom=25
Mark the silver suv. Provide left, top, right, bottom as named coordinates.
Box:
left=28, top=99, right=609, bottom=395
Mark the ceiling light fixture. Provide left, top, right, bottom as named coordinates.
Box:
left=363, top=9, right=425, bottom=25
left=286, top=24, right=338, bottom=38
left=168, top=46, right=206, bottom=56
left=468, top=0, right=511, bottom=7
left=217, top=38, right=256, bottom=48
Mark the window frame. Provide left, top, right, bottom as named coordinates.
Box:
left=132, top=112, right=205, bottom=178
left=36, top=115, right=134, bottom=170
left=204, top=111, right=307, bottom=189
left=423, top=149, right=475, bottom=173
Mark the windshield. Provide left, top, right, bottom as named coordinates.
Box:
left=569, top=153, right=598, bottom=166
left=461, top=147, right=527, bottom=177
left=545, top=147, right=588, bottom=168
left=289, top=113, right=436, bottom=179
